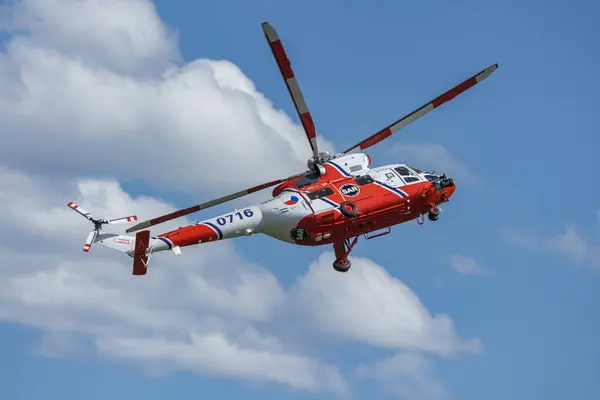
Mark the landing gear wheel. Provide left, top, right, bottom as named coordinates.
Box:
left=332, top=236, right=359, bottom=273
left=340, top=201, right=358, bottom=218
left=333, top=259, right=351, bottom=273
left=428, top=205, right=440, bottom=221
left=428, top=212, right=439, bottom=221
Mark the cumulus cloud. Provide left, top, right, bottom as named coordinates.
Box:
left=0, top=168, right=345, bottom=394
left=2, top=0, right=181, bottom=76
left=0, top=0, right=335, bottom=197
left=391, top=142, right=475, bottom=183
left=356, top=352, right=449, bottom=400
left=96, top=334, right=347, bottom=394
left=446, top=254, right=491, bottom=276
left=288, top=253, right=482, bottom=356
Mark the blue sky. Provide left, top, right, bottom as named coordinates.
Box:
left=1, top=0, right=599, bottom=399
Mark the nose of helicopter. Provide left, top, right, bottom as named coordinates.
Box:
left=438, top=176, right=456, bottom=202
left=446, top=178, right=456, bottom=197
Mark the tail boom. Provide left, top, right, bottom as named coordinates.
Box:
left=158, top=205, right=263, bottom=247
left=95, top=206, right=263, bottom=276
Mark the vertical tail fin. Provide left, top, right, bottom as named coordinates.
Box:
left=132, top=230, right=151, bottom=276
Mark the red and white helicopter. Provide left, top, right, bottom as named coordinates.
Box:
left=67, top=22, right=498, bottom=274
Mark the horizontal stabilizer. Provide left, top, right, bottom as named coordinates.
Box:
left=95, top=233, right=136, bottom=255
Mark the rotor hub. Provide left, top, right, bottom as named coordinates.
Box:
left=307, top=151, right=338, bottom=175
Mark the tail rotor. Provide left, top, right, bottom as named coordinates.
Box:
left=67, top=201, right=138, bottom=253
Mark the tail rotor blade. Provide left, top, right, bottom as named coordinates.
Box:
left=83, top=230, right=97, bottom=253
left=67, top=201, right=94, bottom=221
left=107, top=215, right=138, bottom=225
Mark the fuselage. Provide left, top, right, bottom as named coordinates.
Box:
left=149, top=153, right=456, bottom=252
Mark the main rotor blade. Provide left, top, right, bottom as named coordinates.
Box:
left=126, top=172, right=305, bottom=233
left=262, top=22, right=320, bottom=161
left=342, top=64, right=498, bottom=154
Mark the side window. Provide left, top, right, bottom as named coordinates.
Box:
left=307, top=187, right=334, bottom=200
left=404, top=176, right=419, bottom=183
left=355, top=175, right=374, bottom=186
left=292, top=171, right=320, bottom=188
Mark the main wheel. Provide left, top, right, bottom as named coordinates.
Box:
left=340, top=201, right=358, bottom=218
left=333, top=259, right=351, bottom=273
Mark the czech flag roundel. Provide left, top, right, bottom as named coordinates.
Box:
left=284, top=195, right=299, bottom=205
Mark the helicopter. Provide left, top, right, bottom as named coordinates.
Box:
left=67, top=22, right=498, bottom=275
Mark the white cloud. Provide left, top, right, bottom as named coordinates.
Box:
left=96, top=334, right=348, bottom=395
left=391, top=142, right=475, bottom=183
left=288, top=253, right=483, bottom=356
left=506, top=226, right=598, bottom=269
left=550, top=226, right=587, bottom=259
left=447, top=254, right=491, bottom=276
left=3, top=0, right=180, bottom=76
left=506, top=226, right=588, bottom=259
left=0, top=168, right=345, bottom=395
left=0, top=0, right=335, bottom=197
left=356, top=352, right=449, bottom=400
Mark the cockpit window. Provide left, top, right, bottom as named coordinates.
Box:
left=307, top=187, right=334, bottom=200
left=394, top=166, right=414, bottom=176
left=292, top=171, right=320, bottom=188
left=409, top=166, right=424, bottom=174
left=354, top=175, right=375, bottom=186
left=424, top=174, right=438, bottom=182
left=404, top=176, right=419, bottom=183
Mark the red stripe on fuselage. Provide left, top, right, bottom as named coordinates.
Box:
left=158, top=224, right=219, bottom=247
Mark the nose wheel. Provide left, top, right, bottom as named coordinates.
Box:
left=332, top=236, right=359, bottom=273
left=428, top=206, right=440, bottom=221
